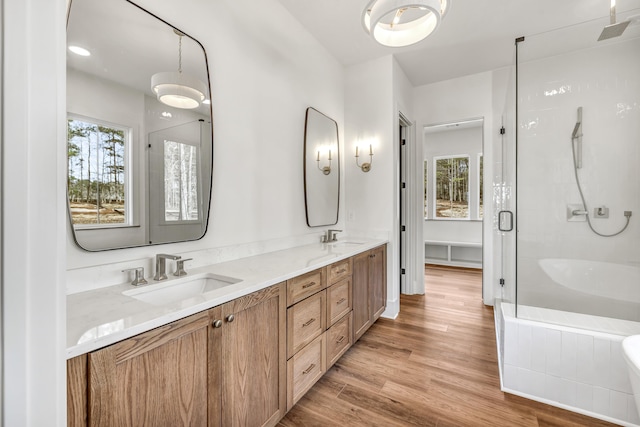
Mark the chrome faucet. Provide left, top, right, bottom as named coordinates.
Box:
left=321, top=229, right=342, bottom=243
left=154, top=254, right=181, bottom=281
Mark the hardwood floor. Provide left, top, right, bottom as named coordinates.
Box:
left=279, top=265, right=616, bottom=427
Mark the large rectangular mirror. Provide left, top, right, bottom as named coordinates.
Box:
left=66, top=0, right=213, bottom=251
left=303, top=108, right=339, bottom=227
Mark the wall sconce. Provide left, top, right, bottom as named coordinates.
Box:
left=317, top=149, right=332, bottom=175
left=355, top=145, right=373, bottom=172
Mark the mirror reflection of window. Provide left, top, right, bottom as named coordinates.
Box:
left=163, top=140, right=199, bottom=222
left=67, top=116, right=130, bottom=227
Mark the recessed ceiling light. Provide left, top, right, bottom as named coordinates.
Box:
left=68, top=45, right=91, bottom=57
left=202, top=99, right=211, bottom=105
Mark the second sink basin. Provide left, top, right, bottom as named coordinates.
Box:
left=123, top=273, right=241, bottom=306
left=328, top=241, right=364, bottom=247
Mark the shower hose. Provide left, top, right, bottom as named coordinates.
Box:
left=571, top=135, right=632, bottom=237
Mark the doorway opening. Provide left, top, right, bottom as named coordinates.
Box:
left=422, top=118, right=484, bottom=296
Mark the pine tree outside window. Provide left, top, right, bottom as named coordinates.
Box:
left=433, top=155, right=470, bottom=219
left=67, top=116, right=129, bottom=227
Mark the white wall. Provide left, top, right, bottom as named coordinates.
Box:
left=344, top=55, right=400, bottom=316
left=412, top=71, right=499, bottom=304
left=2, top=0, right=67, bottom=425
left=66, top=0, right=345, bottom=273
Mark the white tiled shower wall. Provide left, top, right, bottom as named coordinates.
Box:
left=501, top=303, right=640, bottom=426
left=516, top=35, right=640, bottom=319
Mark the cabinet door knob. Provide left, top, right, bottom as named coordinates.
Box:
left=212, top=319, right=222, bottom=328
left=226, top=314, right=235, bottom=323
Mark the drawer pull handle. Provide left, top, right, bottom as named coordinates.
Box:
left=336, top=268, right=346, bottom=274
left=302, top=364, right=316, bottom=375
left=212, top=319, right=222, bottom=328
left=302, top=281, right=316, bottom=289
left=336, top=336, right=345, bottom=344
left=336, top=298, right=346, bottom=305
left=302, top=318, right=316, bottom=327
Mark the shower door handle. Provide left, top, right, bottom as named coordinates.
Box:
left=498, top=210, right=514, bottom=232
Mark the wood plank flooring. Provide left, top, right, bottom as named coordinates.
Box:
left=279, top=265, right=616, bottom=427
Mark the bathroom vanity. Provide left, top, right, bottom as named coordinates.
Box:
left=66, top=241, right=387, bottom=426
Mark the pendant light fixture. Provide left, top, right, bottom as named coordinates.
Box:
left=362, top=0, right=450, bottom=47
left=151, top=29, right=207, bottom=109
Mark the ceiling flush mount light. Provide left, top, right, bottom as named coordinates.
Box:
left=362, top=0, right=450, bottom=47
left=151, top=29, right=207, bottom=109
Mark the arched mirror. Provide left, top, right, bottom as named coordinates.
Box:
left=303, top=108, right=340, bottom=227
left=66, top=0, right=213, bottom=251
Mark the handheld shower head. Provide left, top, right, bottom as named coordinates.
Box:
left=571, top=106, right=582, bottom=140
left=571, top=122, right=582, bottom=139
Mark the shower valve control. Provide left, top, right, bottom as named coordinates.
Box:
left=594, top=206, right=609, bottom=219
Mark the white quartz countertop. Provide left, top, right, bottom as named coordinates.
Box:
left=67, top=238, right=387, bottom=359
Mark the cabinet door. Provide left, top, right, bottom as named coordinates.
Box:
left=352, top=251, right=371, bottom=342
left=67, top=355, right=87, bottom=427
left=88, top=311, right=210, bottom=426
left=221, top=283, right=286, bottom=427
left=369, top=245, right=387, bottom=321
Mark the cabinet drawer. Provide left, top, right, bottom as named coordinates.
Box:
left=327, top=278, right=351, bottom=327
left=287, top=290, right=326, bottom=358
left=327, top=258, right=352, bottom=285
left=287, top=268, right=326, bottom=307
left=326, top=312, right=352, bottom=368
left=287, top=333, right=326, bottom=410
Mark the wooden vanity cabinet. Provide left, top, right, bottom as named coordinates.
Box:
left=214, top=283, right=287, bottom=427
left=87, top=311, right=211, bottom=426
left=353, top=245, right=387, bottom=342
left=69, top=283, right=286, bottom=427
left=67, top=245, right=386, bottom=425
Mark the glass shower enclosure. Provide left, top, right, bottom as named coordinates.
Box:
left=514, top=12, right=640, bottom=333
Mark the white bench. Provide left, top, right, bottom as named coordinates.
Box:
left=424, top=240, right=482, bottom=269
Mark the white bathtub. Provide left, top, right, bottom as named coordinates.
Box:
left=497, top=302, right=640, bottom=426
left=539, top=258, right=640, bottom=303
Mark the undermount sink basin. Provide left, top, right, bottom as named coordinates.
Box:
left=123, top=273, right=241, bottom=306
left=329, top=241, right=364, bottom=246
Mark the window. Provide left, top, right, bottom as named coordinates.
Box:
left=163, top=140, right=199, bottom=222
left=478, top=154, right=484, bottom=220
left=434, top=155, right=469, bottom=219
left=67, top=117, right=129, bottom=227
left=424, top=160, right=428, bottom=218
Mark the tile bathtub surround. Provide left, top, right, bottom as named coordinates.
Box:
left=502, top=311, right=640, bottom=426
left=66, top=238, right=387, bottom=359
